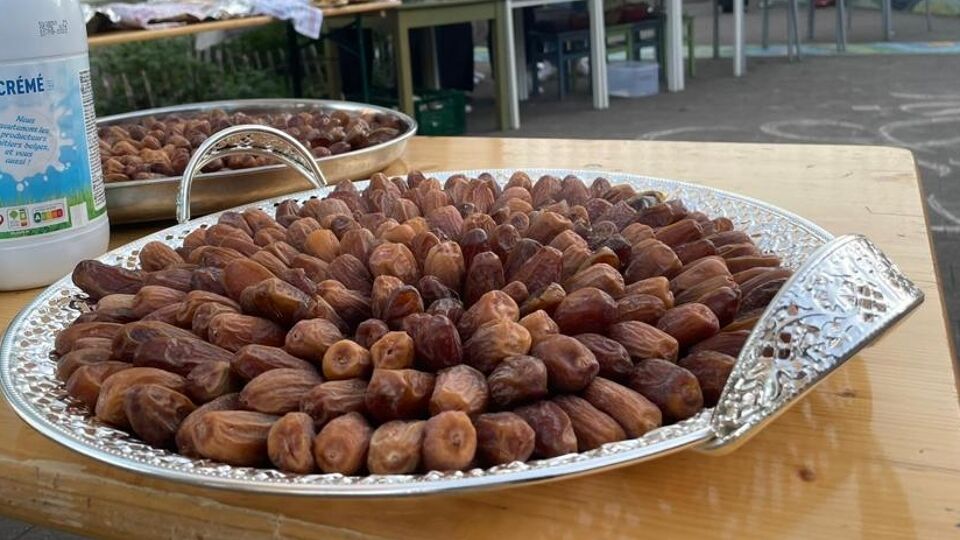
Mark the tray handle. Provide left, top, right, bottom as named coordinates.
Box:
left=176, top=124, right=329, bottom=224
left=702, top=234, right=924, bottom=452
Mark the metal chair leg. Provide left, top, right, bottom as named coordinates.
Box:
left=807, top=0, right=815, bottom=40
left=925, top=0, right=932, bottom=31
left=835, top=0, right=847, bottom=51
left=792, top=0, right=803, bottom=60
left=882, top=0, right=893, bottom=40
left=762, top=0, right=770, bottom=49
left=713, top=0, right=720, bottom=59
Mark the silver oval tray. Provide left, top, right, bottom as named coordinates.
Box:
left=0, top=169, right=923, bottom=497
left=99, top=99, right=417, bottom=224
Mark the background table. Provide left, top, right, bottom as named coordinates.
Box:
left=1, top=138, right=959, bottom=538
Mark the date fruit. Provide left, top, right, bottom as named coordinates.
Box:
left=322, top=340, right=373, bottom=380
left=239, top=368, right=323, bottom=414
left=656, top=303, right=720, bottom=349
left=531, top=334, right=599, bottom=392
left=422, top=411, right=476, bottom=472
left=486, top=355, right=549, bottom=409
left=552, top=287, right=617, bottom=334
left=313, top=412, right=372, bottom=474
left=628, top=359, right=704, bottom=423
left=208, top=313, right=285, bottom=352
left=573, top=333, right=633, bottom=382
left=429, top=364, right=489, bottom=416
left=65, top=361, right=131, bottom=409
left=513, top=401, right=577, bottom=458
left=464, top=320, right=532, bottom=374
left=608, top=321, right=679, bottom=362
left=552, top=395, right=625, bottom=451
left=95, top=367, right=187, bottom=428
left=300, top=379, right=368, bottom=427
left=367, top=420, right=425, bottom=474
left=677, top=350, right=736, bottom=407
left=124, top=384, right=196, bottom=447
left=284, top=318, right=345, bottom=363
left=181, top=410, right=277, bottom=466
left=474, top=412, right=535, bottom=466
left=370, top=331, right=415, bottom=369
left=268, top=412, right=317, bottom=473
left=402, top=313, right=463, bottom=371
left=582, top=378, right=661, bottom=437
left=364, top=369, right=435, bottom=422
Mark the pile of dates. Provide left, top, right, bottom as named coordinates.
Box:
left=97, top=108, right=406, bottom=183
left=56, top=171, right=791, bottom=475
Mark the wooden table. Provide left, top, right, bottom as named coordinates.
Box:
left=1, top=138, right=958, bottom=538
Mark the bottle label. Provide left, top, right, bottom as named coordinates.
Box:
left=0, top=54, right=105, bottom=240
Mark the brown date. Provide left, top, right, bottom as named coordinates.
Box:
left=322, top=340, right=372, bottom=380
left=284, top=318, right=345, bottom=363
left=354, top=318, right=390, bottom=349
left=608, top=321, right=679, bottom=362
left=552, top=287, right=617, bottom=334
left=464, top=320, right=532, bottom=374
left=518, top=310, right=559, bottom=345
left=303, top=229, right=340, bottom=262
left=177, top=290, right=241, bottom=328
left=139, top=241, right=184, bottom=271
left=371, top=275, right=403, bottom=320
left=486, top=355, right=548, bottom=409
left=552, top=395, right=625, bottom=451
left=239, top=368, right=324, bottom=415
left=65, top=362, right=131, bottom=409
left=381, top=285, right=424, bottom=329
left=111, top=320, right=196, bottom=362
left=463, top=252, right=505, bottom=306
left=190, top=267, right=227, bottom=296
left=474, top=412, right=536, bottom=466
left=185, top=359, right=240, bottom=403
left=368, top=242, right=420, bottom=285
left=367, top=420, right=425, bottom=474
left=623, top=276, right=674, bottom=308
left=132, top=336, right=232, bottom=375
left=55, top=322, right=122, bottom=355
left=573, top=333, right=633, bottom=382
left=624, top=242, right=682, bottom=283
left=402, top=313, right=463, bottom=371
left=190, top=302, right=238, bottom=339
left=239, top=278, right=316, bottom=327
left=72, top=260, right=144, bottom=300
left=370, top=331, right=415, bottom=369
left=67, top=337, right=114, bottom=352
left=429, top=364, right=489, bottom=416
left=140, top=303, right=182, bottom=325
left=615, top=292, right=666, bottom=324
left=670, top=257, right=731, bottom=296
left=519, top=282, right=566, bottom=317
left=654, top=218, right=703, bottom=248
left=722, top=255, right=780, bottom=275
left=422, top=411, right=476, bottom=472
left=582, top=378, right=662, bottom=438
left=697, top=286, right=742, bottom=328
left=328, top=254, right=373, bottom=293
left=689, top=330, right=749, bottom=358
left=313, top=412, right=372, bottom=474
left=124, top=384, right=196, bottom=447
left=424, top=241, right=466, bottom=292
left=456, top=290, right=519, bottom=338
left=300, top=379, right=367, bottom=427
left=513, top=401, right=577, bottom=458
left=564, top=263, right=625, bottom=298
left=56, top=348, right=113, bottom=381
left=95, top=367, right=187, bottom=428
left=628, top=359, right=704, bottom=423
left=181, top=410, right=277, bottom=466
left=677, top=350, right=736, bottom=407
left=511, top=246, right=563, bottom=295
left=208, top=313, right=285, bottom=353
left=232, top=344, right=317, bottom=380
left=364, top=369, right=435, bottom=422
left=427, top=297, right=464, bottom=323
left=143, top=267, right=193, bottom=292
left=531, top=334, right=599, bottom=392
left=268, top=412, right=317, bottom=473
left=656, top=303, right=720, bottom=349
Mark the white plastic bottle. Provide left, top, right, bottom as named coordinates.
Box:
left=0, top=0, right=109, bottom=290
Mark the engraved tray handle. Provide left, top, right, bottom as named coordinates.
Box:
left=702, top=234, right=924, bottom=452
left=177, top=125, right=329, bottom=223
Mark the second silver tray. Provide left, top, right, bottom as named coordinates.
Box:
left=99, top=99, right=417, bottom=224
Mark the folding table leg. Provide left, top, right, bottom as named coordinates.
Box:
left=588, top=0, right=609, bottom=108
left=733, top=0, right=745, bottom=76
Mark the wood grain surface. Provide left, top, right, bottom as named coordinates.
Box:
left=1, top=137, right=957, bottom=539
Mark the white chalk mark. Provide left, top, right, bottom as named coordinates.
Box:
left=851, top=105, right=883, bottom=111
left=637, top=126, right=740, bottom=140
left=878, top=116, right=960, bottom=150
left=891, top=92, right=960, bottom=100
left=899, top=101, right=960, bottom=117
left=926, top=194, right=960, bottom=234
left=759, top=119, right=874, bottom=144
left=931, top=225, right=960, bottom=233
left=917, top=159, right=952, bottom=178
